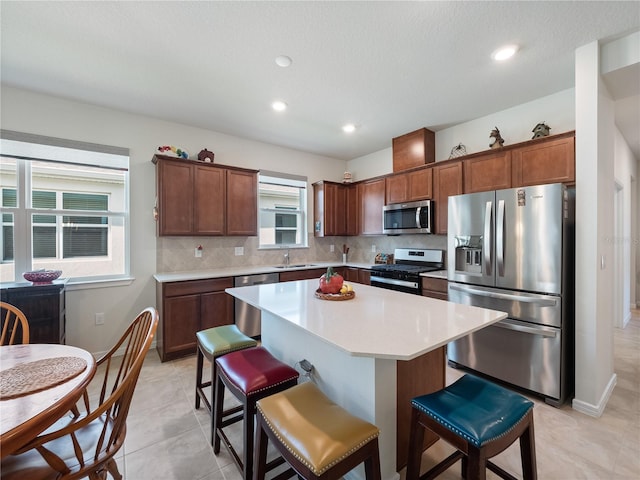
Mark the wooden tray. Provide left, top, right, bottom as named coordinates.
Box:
left=314, top=289, right=355, bottom=301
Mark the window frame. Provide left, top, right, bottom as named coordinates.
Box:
left=0, top=131, right=131, bottom=285
left=258, top=172, right=308, bottom=250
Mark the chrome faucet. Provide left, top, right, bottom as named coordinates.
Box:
left=283, top=249, right=290, bottom=266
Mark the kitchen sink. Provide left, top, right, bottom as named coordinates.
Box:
left=273, top=264, right=318, bottom=269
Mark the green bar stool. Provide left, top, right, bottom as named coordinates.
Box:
left=194, top=325, right=257, bottom=441
left=405, top=374, right=537, bottom=480
left=254, top=382, right=382, bottom=480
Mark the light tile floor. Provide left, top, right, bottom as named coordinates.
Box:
left=114, top=310, right=640, bottom=479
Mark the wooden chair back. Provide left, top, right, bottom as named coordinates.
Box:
left=0, top=301, right=30, bottom=345
left=1, top=307, right=158, bottom=479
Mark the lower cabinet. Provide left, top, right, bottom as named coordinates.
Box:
left=156, top=277, right=234, bottom=362
left=421, top=277, right=448, bottom=300
left=1, top=281, right=67, bottom=344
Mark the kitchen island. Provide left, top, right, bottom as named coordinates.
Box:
left=225, top=279, right=507, bottom=480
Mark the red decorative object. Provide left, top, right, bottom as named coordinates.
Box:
left=23, top=270, right=62, bottom=284
left=318, top=267, right=344, bottom=294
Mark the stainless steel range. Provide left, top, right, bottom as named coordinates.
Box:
left=370, top=248, right=444, bottom=295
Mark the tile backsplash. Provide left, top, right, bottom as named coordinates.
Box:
left=156, top=234, right=447, bottom=272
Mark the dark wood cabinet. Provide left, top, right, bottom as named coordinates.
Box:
left=463, top=150, right=512, bottom=193
left=156, top=277, right=233, bottom=361
left=278, top=268, right=327, bottom=282
left=346, top=185, right=359, bottom=236
left=313, top=181, right=348, bottom=237
left=153, top=155, right=257, bottom=237
left=358, top=178, right=386, bottom=235
left=432, top=160, right=463, bottom=234
left=1, top=281, right=66, bottom=344
left=511, top=132, right=575, bottom=186
left=392, top=128, right=435, bottom=172
left=385, top=167, right=432, bottom=204
left=226, top=169, right=258, bottom=236
left=421, top=276, right=448, bottom=300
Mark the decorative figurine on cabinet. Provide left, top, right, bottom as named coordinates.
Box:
left=489, top=127, right=505, bottom=149
left=197, top=148, right=215, bottom=163
left=158, top=145, right=189, bottom=159
left=531, top=122, right=551, bottom=139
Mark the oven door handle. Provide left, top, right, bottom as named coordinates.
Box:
left=370, top=276, right=419, bottom=290
left=493, top=319, right=557, bottom=338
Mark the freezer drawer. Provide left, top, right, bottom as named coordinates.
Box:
left=448, top=318, right=563, bottom=400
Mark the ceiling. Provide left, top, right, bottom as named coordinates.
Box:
left=1, top=1, right=639, bottom=161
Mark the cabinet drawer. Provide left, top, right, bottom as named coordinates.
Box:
left=164, top=277, right=233, bottom=297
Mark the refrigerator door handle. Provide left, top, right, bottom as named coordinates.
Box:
left=484, top=201, right=492, bottom=276
left=497, top=199, right=505, bottom=276
left=449, top=284, right=558, bottom=306
left=493, top=320, right=557, bottom=338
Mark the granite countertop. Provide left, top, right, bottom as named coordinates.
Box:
left=154, top=262, right=375, bottom=283
left=226, top=278, right=506, bottom=361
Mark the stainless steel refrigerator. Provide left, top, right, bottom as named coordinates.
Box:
left=447, top=183, right=574, bottom=406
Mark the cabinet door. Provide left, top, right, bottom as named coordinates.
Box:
left=316, top=182, right=347, bottom=236
left=346, top=185, right=359, bottom=236
left=385, top=173, right=409, bottom=204
left=200, top=291, right=234, bottom=329
left=194, top=165, right=225, bottom=235
left=226, top=169, right=258, bottom=235
left=433, top=161, right=463, bottom=234
left=512, top=134, right=575, bottom=186
left=421, top=277, right=448, bottom=300
left=408, top=168, right=433, bottom=200
left=358, top=269, right=371, bottom=285
left=157, top=160, right=193, bottom=235
left=392, top=128, right=435, bottom=172
left=359, top=179, right=385, bottom=235
left=163, top=294, right=200, bottom=355
left=463, top=150, right=512, bottom=193
left=345, top=267, right=360, bottom=282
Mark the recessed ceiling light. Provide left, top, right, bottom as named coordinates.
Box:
left=272, top=100, right=287, bottom=112
left=275, top=55, right=292, bottom=68
left=342, top=123, right=356, bottom=133
left=491, top=44, right=519, bottom=61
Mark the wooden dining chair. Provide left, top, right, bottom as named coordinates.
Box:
left=0, top=307, right=158, bottom=480
left=0, top=301, right=30, bottom=345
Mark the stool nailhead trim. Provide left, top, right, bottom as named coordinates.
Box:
left=257, top=403, right=380, bottom=476
left=219, top=368, right=300, bottom=397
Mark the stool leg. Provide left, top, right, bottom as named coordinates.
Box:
left=213, top=374, right=225, bottom=451
left=243, top=401, right=255, bottom=480
left=253, top=413, right=269, bottom=480
left=195, top=348, right=204, bottom=409
left=364, top=438, right=382, bottom=480
left=520, top=418, right=537, bottom=480
left=405, top=408, right=424, bottom=480
left=466, top=447, right=486, bottom=480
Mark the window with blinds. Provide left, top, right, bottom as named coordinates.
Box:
left=0, top=131, right=129, bottom=283
left=258, top=172, right=308, bottom=249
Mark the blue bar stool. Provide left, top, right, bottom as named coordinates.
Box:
left=194, top=325, right=257, bottom=442
left=405, top=374, right=537, bottom=480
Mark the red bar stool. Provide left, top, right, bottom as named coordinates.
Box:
left=194, top=325, right=257, bottom=442
left=213, top=346, right=299, bottom=480
left=405, top=374, right=537, bottom=480
left=254, top=381, right=382, bottom=480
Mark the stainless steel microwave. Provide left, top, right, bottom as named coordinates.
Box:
left=383, top=199, right=433, bottom=234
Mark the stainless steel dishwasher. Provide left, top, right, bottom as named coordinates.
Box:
left=234, top=272, right=279, bottom=338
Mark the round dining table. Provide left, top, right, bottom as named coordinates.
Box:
left=0, top=343, right=96, bottom=459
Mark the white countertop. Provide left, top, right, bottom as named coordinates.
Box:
left=420, top=269, right=447, bottom=279
left=153, top=261, right=374, bottom=283
left=226, top=279, right=506, bottom=361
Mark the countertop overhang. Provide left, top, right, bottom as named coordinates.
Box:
left=226, top=279, right=506, bottom=361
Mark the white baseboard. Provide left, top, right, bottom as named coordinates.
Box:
left=572, top=373, right=617, bottom=417
left=91, top=340, right=157, bottom=360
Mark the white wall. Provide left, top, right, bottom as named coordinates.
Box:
left=347, top=89, right=576, bottom=179
left=1, top=85, right=346, bottom=356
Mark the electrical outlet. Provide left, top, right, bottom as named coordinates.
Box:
left=195, top=247, right=202, bottom=258
left=330, top=244, right=335, bottom=252
left=299, top=359, right=314, bottom=373
left=95, top=313, right=105, bottom=325
left=371, top=245, right=376, bottom=252
left=235, top=247, right=244, bottom=256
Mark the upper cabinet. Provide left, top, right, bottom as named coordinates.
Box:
left=463, top=150, right=512, bottom=193
left=358, top=178, right=386, bottom=235
left=511, top=132, right=575, bottom=186
left=385, top=167, right=433, bottom=204
left=313, top=181, right=349, bottom=237
left=153, top=155, right=257, bottom=236
left=392, top=128, right=435, bottom=172
left=432, top=160, right=463, bottom=235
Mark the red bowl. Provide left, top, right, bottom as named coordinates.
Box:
left=23, top=270, right=62, bottom=284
